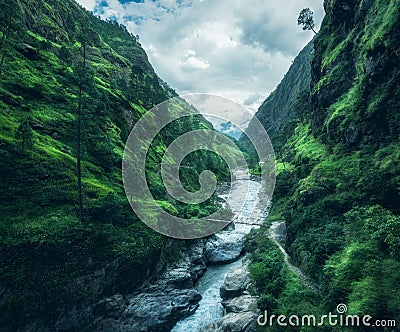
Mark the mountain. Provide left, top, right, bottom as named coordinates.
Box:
left=253, top=40, right=313, bottom=137
left=0, top=0, right=230, bottom=330
left=247, top=0, right=400, bottom=326
left=238, top=40, right=313, bottom=174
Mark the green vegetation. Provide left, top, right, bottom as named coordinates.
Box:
left=0, top=0, right=230, bottom=329
left=246, top=227, right=321, bottom=332
left=248, top=0, right=400, bottom=329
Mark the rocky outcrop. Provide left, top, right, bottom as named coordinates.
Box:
left=223, top=294, right=258, bottom=314
left=205, top=231, right=245, bottom=264
left=95, top=288, right=201, bottom=332
left=201, top=261, right=259, bottom=332
left=219, top=263, right=250, bottom=299
left=201, top=311, right=258, bottom=332
left=93, top=240, right=207, bottom=331
left=242, top=40, right=313, bottom=140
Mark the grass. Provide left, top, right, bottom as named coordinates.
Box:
left=325, top=83, right=361, bottom=128
left=321, top=33, right=352, bottom=70
left=287, top=123, right=327, bottom=162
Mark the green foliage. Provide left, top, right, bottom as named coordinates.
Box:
left=246, top=230, right=320, bottom=332
left=58, top=45, right=71, bottom=68
left=324, top=205, right=400, bottom=322
left=246, top=0, right=400, bottom=327
left=0, top=0, right=229, bottom=328
left=14, top=119, right=34, bottom=151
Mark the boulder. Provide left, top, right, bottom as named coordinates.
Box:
left=220, top=265, right=250, bottom=300
left=95, top=288, right=201, bottom=332
left=201, top=312, right=258, bottom=332
left=165, top=268, right=193, bottom=288
left=124, top=288, right=201, bottom=331
left=206, top=232, right=244, bottom=264
left=222, top=294, right=258, bottom=313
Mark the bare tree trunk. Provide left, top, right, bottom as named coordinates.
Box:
left=77, top=41, right=86, bottom=221
left=0, top=47, right=7, bottom=76
left=310, top=26, right=317, bottom=35
left=77, top=96, right=83, bottom=220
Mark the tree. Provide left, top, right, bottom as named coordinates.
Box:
left=15, top=119, right=34, bottom=151
left=0, top=0, right=24, bottom=75
left=72, top=29, right=99, bottom=221
left=58, top=45, right=71, bottom=69
left=74, top=32, right=89, bottom=221
left=298, top=8, right=317, bottom=35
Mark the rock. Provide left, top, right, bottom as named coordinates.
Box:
left=94, top=294, right=127, bottom=319
left=206, top=232, right=244, bottom=264
left=31, top=122, right=45, bottom=131
left=165, top=268, right=193, bottom=288
left=162, top=240, right=207, bottom=288
left=269, top=221, right=287, bottom=242
left=220, top=264, right=250, bottom=300
left=95, top=288, right=201, bottom=332
left=201, top=312, right=258, bottom=332
left=203, top=261, right=259, bottom=331
left=222, top=294, right=258, bottom=313
left=93, top=240, right=207, bottom=331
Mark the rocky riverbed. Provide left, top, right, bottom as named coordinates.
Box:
left=93, top=170, right=266, bottom=331
left=201, top=260, right=259, bottom=332
left=93, top=226, right=260, bottom=332
left=93, top=240, right=208, bottom=331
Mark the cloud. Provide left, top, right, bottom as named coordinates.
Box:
left=179, top=49, right=210, bottom=69
left=80, top=0, right=325, bottom=113
left=78, top=0, right=97, bottom=11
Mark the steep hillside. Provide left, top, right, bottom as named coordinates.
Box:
left=0, top=0, right=229, bottom=330
left=248, top=0, right=400, bottom=328
left=239, top=40, right=313, bottom=174
left=254, top=40, right=313, bottom=137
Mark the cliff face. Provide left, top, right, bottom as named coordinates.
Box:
left=240, top=40, right=313, bottom=173
left=311, top=0, right=400, bottom=146
left=255, top=40, right=313, bottom=137
left=248, top=0, right=400, bottom=323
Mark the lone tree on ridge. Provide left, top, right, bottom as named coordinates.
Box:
left=298, top=8, right=317, bottom=35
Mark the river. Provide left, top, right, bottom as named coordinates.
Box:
left=171, top=171, right=264, bottom=331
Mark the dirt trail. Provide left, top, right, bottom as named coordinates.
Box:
left=268, top=222, right=316, bottom=291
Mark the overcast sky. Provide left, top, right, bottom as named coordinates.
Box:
left=77, top=0, right=324, bottom=113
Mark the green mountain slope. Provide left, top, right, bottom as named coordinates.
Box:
left=248, top=0, right=400, bottom=327
left=0, top=0, right=229, bottom=329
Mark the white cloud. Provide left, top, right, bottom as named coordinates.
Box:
left=78, top=0, right=97, bottom=11
left=82, top=0, right=325, bottom=113
left=180, top=49, right=210, bottom=69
